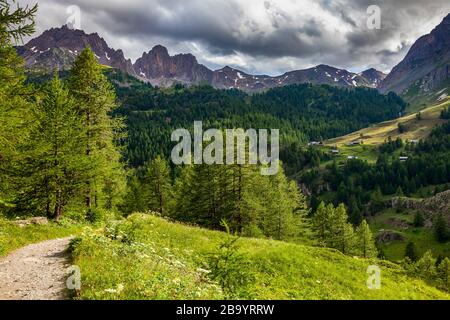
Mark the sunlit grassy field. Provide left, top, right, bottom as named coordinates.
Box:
left=70, top=214, right=449, bottom=300
left=325, top=99, right=450, bottom=148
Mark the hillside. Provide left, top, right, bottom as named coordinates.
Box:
left=324, top=99, right=450, bottom=162
left=70, top=214, right=449, bottom=300
left=113, top=82, right=405, bottom=167
left=379, top=13, right=450, bottom=110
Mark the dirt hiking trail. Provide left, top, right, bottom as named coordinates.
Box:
left=0, top=238, right=72, bottom=300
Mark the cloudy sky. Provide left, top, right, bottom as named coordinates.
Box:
left=17, top=0, right=450, bottom=75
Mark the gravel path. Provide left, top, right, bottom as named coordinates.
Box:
left=0, top=238, right=73, bottom=300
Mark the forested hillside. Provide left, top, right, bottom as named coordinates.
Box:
left=108, top=70, right=406, bottom=167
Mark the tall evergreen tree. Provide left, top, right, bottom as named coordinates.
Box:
left=405, top=241, right=419, bottom=262
left=171, top=161, right=311, bottom=241
left=355, top=220, right=378, bottom=258
left=142, top=155, right=172, bottom=215
left=437, top=258, right=450, bottom=291
left=433, top=213, right=449, bottom=243
left=0, top=0, right=37, bottom=209
left=312, top=202, right=333, bottom=246
left=262, top=164, right=310, bottom=241
left=120, top=172, right=148, bottom=215
left=18, top=75, right=88, bottom=219
left=329, top=204, right=355, bottom=255
left=68, top=48, right=126, bottom=213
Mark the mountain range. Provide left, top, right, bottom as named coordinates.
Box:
left=16, top=25, right=384, bottom=92
left=16, top=13, right=450, bottom=98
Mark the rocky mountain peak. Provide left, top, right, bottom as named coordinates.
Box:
left=18, top=25, right=136, bottom=76
left=134, top=45, right=213, bottom=86
left=19, top=24, right=433, bottom=93
left=360, top=68, right=387, bottom=87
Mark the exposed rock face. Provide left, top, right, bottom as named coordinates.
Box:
left=360, top=68, right=387, bottom=88
left=387, top=190, right=450, bottom=225
left=376, top=230, right=405, bottom=244
left=17, top=25, right=136, bottom=76
left=279, top=64, right=374, bottom=88
left=211, top=64, right=378, bottom=91
left=17, top=26, right=400, bottom=92
left=379, top=13, right=450, bottom=95
left=134, top=50, right=376, bottom=91
left=134, top=45, right=213, bottom=86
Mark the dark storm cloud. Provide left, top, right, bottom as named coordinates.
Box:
left=17, top=0, right=450, bottom=74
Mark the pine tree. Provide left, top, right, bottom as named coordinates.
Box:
left=172, top=163, right=225, bottom=228
left=348, top=195, right=362, bottom=225
left=437, top=258, right=450, bottom=291
left=413, top=212, right=425, bottom=228
left=395, top=186, right=404, bottom=197
left=0, top=0, right=37, bottom=209
left=120, top=173, right=148, bottom=215
left=142, top=155, right=172, bottom=215
left=171, top=161, right=311, bottom=241
left=68, top=48, right=126, bottom=213
left=433, top=213, right=449, bottom=243
left=171, top=165, right=195, bottom=220
left=17, top=75, right=89, bottom=219
left=262, top=164, right=310, bottom=241
left=415, top=251, right=437, bottom=281
left=329, top=204, right=355, bottom=255
left=355, top=220, right=378, bottom=258
left=405, top=241, right=418, bottom=262
left=312, top=202, right=333, bottom=246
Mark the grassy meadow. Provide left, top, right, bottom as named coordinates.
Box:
left=70, top=214, right=449, bottom=300
left=325, top=99, right=450, bottom=148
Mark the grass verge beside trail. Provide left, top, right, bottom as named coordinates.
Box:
left=71, top=214, right=449, bottom=300
left=0, top=217, right=83, bottom=257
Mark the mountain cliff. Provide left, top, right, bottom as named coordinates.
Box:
left=379, top=13, right=450, bottom=100
left=16, top=25, right=136, bottom=76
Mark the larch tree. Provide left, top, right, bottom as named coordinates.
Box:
left=19, top=75, right=88, bottom=219
left=68, top=48, right=126, bottom=213
left=355, top=220, right=378, bottom=258
left=120, top=172, right=149, bottom=215
left=329, top=204, right=355, bottom=255
left=0, top=0, right=37, bottom=209
left=142, top=155, right=173, bottom=215
left=437, top=257, right=450, bottom=291
left=262, top=163, right=310, bottom=241
left=312, top=202, right=334, bottom=247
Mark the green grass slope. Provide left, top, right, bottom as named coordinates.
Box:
left=0, top=218, right=82, bottom=257
left=71, top=214, right=449, bottom=300
left=323, top=99, right=450, bottom=163
left=369, top=209, right=450, bottom=262
left=326, top=99, right=449, bottom=148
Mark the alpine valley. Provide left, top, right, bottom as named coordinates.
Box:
left=1, top=0, right=450, bottom=301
